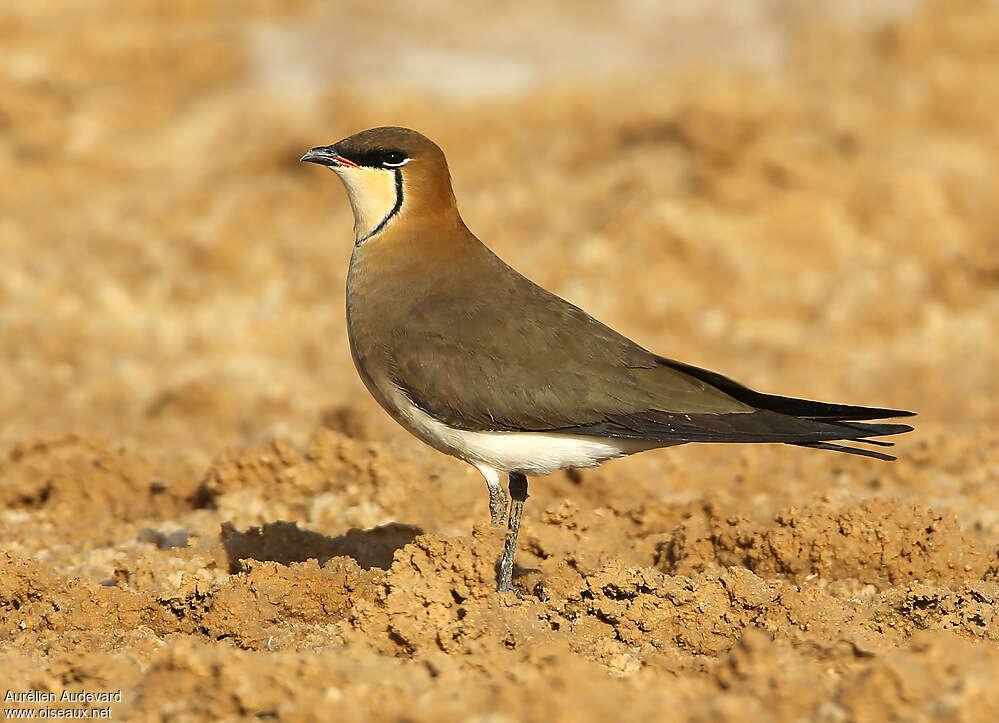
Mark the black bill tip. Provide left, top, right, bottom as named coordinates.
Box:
left=300, top=146, right=359, bottom=168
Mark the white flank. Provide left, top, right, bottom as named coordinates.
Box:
left=386, top=386, right=666, bottom=476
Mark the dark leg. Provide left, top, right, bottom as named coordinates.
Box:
left=478, top=465, right=509, bottom=526
left=487, top=481, right=509, bottom=527
left=497, top=471, right=528, bottom=594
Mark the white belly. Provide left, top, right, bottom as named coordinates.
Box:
left=385, top=386, right=666, bottom=475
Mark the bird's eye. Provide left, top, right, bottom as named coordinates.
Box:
left=382, top=151, right=410, bottom=168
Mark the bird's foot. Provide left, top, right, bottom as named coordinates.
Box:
left=496, top=580, right=524, bottom=599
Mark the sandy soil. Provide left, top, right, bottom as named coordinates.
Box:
left=2, top=0, right=998, bottom=720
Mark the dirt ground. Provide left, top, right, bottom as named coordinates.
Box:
left=2, top=0, right=998, bottom=720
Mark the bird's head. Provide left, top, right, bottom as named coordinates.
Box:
left=301, top=126, right=458, bottom=244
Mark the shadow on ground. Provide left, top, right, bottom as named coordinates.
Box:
left=220, top=520, right=423, bottom=573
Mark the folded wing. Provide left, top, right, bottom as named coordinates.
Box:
left=388, top=252, right=913, bottom=459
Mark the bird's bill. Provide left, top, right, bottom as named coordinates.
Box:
left=300, top=146, right=360, bottom=168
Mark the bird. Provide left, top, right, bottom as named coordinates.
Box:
left=300, top=126, right=914, bottom=594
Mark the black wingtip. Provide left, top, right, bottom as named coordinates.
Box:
left=800, top=406, right=916, bottom=422
left=656, top=357, right=916, bottom=422
left=792, top=441, right=898, bottom=461
left=852, top=438, right=895, bottom=447
left=878, top=409, right=916, bottom=419
left=835, top=421, right=914, bottom=437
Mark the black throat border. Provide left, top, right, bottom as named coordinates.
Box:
left=358, top=169, right=404, bottom=244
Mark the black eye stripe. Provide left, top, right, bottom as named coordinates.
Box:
left=333, top=147, right=410, bottom=168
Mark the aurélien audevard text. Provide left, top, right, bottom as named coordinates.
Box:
left=5, top=690, right=123, bottom=704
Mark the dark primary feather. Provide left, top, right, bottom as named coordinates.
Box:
left=792, top=441, right=899, bottom=462
left=557, top=410, right=912, bottom=445
left=850, top=438, right=895, bottom=447
left=655, top=357, right=915, bottom=421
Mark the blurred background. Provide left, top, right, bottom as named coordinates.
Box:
left=2, top=0, right=995, bottom=467
left=2, top=1, right=999, bottom=719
